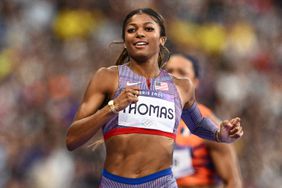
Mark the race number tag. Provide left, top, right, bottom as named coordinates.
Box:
left=172, top=148, right=194, bottom=178
left=118, top=95, right=175, bottom=133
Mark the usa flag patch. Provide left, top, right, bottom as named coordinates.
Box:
left=155, top=82, right=168, bottom=91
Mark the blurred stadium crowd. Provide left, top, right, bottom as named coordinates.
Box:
left=0, top=0, right=281, bottom=188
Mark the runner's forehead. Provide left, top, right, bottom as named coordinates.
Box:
left=168, top=56, right=194, bottom=71
left=126, top=13, right=159, bottom=27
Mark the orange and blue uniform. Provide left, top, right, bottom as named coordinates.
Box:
left=173, top=104, right=220, bottom=187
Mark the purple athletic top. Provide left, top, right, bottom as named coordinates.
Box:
left=103, top=64, right=182, bottom=140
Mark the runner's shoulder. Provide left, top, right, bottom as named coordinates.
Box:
left=169, top=74, right=194, bottom=93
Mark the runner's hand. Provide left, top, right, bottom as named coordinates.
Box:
left=112, top=86, right=140, bottom=112
left=219, top=117, right=243, bottom=143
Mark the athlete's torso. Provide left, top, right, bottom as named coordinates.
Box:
left=103, top=64, right=182, bottom=178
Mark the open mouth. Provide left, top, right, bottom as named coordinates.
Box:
left=134, top=41, right=149, bottom=47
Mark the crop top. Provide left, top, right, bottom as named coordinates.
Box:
left=102, top=64, right=182, bottom=141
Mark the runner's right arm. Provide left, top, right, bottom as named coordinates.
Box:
left=66, top=67, right=140, bottom=151
left=66, top=67, right=117, bottom=151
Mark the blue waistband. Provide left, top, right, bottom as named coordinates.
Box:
left=102, top=168, right=172, bottom=185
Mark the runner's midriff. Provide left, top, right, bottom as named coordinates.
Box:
left=104, top=133, right=174, bottom=178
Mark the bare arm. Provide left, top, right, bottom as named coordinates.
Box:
left=66, top=66, right=141, bottom=151
left=66, top=67, right=118, bottom=151
left=207, top=142, right=242, bottom=188
left=172, top=76, right=195, bottom=109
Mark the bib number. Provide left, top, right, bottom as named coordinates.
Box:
left=172, top=148, right=194, bottom=178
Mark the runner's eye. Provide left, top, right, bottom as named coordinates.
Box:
left=127, top=28, right=136, bottom=33
left=145, top=27, right=154, bottom=32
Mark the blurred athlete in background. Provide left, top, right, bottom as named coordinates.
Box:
left=166, top=54, right=242, bottom=188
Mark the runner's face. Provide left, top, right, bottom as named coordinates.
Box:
left=166, top=55, right=196, bottom=83
left=124, top=13, right=165, bottom=62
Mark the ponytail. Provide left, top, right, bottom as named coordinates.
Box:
left=115, top=48, right=129, bottom=65
left=159, top=45, right=170, bottom=68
